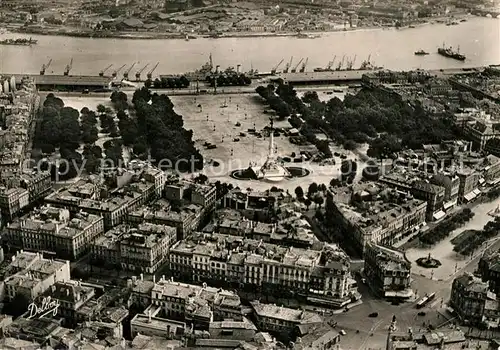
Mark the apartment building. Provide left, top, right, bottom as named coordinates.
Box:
left=457, top=167, right=481, bottom=203
left=328, top=185, right=426, bottom=255
left=0, top=78, right=40, bottom=172
left=450, top=273, right=500, bottom=328
left=431, top=171, right=460, bottom=211
left=38, top=280, right=95, bottom=327
left=169, top=233, right=359, bottom=307
left=250, top=301, right=322, bottom=339
left=128, top=201, right=203, bottom=240
left=4, top=206, right=104, bottom=260
left=0, top=171, right=51, bottom=220
left=3, top=251, right=71, bottom=301
left=91, top=223, right=177, bottom=274
left=363, top=243, right=412, bottom=299
left=45, top=173, right=158, bottom=229
left=482, top=154, right=500, bottom=184
left=464, top=117, right=500, bottom=150
left=128, top=276, right=243, bottom=330
left=478, top=250, right=500, bottom=295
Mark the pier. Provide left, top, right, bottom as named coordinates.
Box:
left=0, top=66, right=489, bottom=92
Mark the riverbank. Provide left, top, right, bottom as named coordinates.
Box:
left=7, top=15, right=471, bottom=41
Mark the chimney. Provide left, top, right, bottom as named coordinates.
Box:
left=148, top=309, right=152, bottom=323
left=162, top=275, right=165, bottom=281
left=140, top=273, right=143, bottom=281
left=153, top=275, right=156, bottom=283
left=237, top=64, right=241, bottom=73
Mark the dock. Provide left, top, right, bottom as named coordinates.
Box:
left=0, top=66, right=490, bottom=91
left=5, top=74, right=114, bottom=91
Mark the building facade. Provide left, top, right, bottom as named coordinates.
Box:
left=4, top=206, right=104, bottom=260
left=363, top=243, right=412, bottom=299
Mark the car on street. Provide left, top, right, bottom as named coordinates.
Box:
left=340, top=330, right=346, bottom=335
left=368, top=312, right=379, bottom=318
left=418, top=311, right=426, bottom=316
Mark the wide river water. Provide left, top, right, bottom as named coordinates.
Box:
left=0, top=17, right=499, bottom=76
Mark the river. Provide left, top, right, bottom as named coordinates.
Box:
left=0, top=17, right=499, bottom=76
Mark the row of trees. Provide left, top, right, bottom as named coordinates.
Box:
left=419, top=208, right=475, bottom=245
left=148, top=76, right=190, bottom=89
left=262, top=82, right=461, bottom=158
left=294, top=182, right=326, bottom=209
left=453, top=217, right=500, bottom=255
left=35, top=94, right=81, bottom=153
left=34, top=94, right=88, bottom=180
left=255, top=85, right=332, bottom=158
left=110, top=87, right=203, bottom=172
left=207, top=74, right=252, bottom=87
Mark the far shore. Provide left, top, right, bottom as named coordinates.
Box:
left=4, top=16, right=472, bottom=41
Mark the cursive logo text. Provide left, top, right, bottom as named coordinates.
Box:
left=27, top=297, right=60, bottom=319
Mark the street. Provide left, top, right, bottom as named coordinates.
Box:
left=334, top=232, right=500, bottom=350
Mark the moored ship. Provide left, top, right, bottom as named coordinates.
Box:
left=437, top=44, right=466, bottom=61
left=0, top=37, right=37, bottom=46
left=414, top=49, right=429, bottom=55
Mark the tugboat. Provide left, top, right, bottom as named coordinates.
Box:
left=437, top=44, right=466, bottom=61
left=414, top=49, right=429, bottom=55
left=0, top=37, right=37, bottom=46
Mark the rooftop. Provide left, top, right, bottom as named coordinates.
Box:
left=250, top=301, right=323, bottom=324
left=10, top=74, right=114, bottom=87
left=171, top=232, right=325, bottom=268
left=366, top=243, right=411, bottom=272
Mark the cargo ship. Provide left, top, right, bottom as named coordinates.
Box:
left=0, top=37, right=37, bottom=46
left=414, top=49, right=429, bottom=55
left=437, top=44, right=466, bottom=61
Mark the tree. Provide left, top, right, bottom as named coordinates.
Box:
left=304, top=198, right=312, bottom=210
left=295, top=186, right=304, bottom=199
left=343, top=140, right=357, bottom=151
left=315, top=209, right=324, bottom=221
left=96, top=104, right=106, bottom=115
left=314, top=195, right=324, bottom=208
left=308, top=182, right=318, bottom=197
left=194, top=174, right=208, bottom=184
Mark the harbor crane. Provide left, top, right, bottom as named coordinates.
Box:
left=135, top=63, right=150, bottom=81
left=271, top=59, right=284, bottom=75
left=63, top=58, right=73, bottom=76
left=346, top=57, right=353, bottom=70
left=112, top=64, right=126, bottom=78
left=350, top=55, right=357, bottom=70
left=99, top=64, right=113, bottom=77
left=123, top=63, right=136, bottom=80
left=299, top=57, right=308, bottom=72
left=40, top=59, right=52, bottom=75
left=337, top=55, right=345, bottom=70
left=291, top=58, right=303, bottom=73
left=283, top=56, right=293, bottom=73
left=146, top=62, right=160, bottom=80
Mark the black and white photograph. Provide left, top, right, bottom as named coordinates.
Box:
left=0, top=0, right=499, bottom=348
